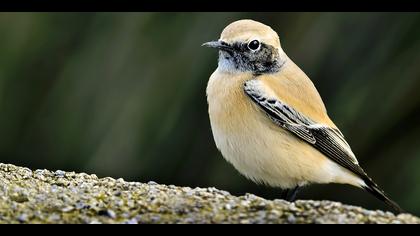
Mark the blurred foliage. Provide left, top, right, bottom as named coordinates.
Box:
left=0, top=12, right=419, bottom=213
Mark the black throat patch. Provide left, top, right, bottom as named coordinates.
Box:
left=220, top=42, right=284, bottom=75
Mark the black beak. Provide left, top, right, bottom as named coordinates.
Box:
left=202, top=40, right=233, bottom=51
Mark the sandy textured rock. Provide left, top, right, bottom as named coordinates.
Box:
left=0, top=163, right=418, bottom=224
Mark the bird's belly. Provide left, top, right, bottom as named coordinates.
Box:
left=209, top=97, right=335, bottom=189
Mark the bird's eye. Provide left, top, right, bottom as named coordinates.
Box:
left=247, top=40, right=260, bottom=51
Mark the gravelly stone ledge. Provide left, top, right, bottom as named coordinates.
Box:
left=0, top=163, right=418, bottom=224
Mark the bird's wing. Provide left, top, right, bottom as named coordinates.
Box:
left=243, top=79, right=369, bottom=179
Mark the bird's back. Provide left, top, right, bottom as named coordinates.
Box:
left=260, top=56, right=337, bottom=128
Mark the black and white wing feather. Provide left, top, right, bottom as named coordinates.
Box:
left=243, top=79, right=404, bottom=213
left=243, top=79, right=365, bottom=176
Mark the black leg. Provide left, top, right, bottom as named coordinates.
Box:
left=283, top=186, right=300, bottom=202
left=281, top=189, right=290, bottom=200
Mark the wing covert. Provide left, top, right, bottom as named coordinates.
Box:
left=244, top=79, right=365, bottom=177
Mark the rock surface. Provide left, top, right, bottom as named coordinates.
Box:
left=0, top=163, right=418, bottom=224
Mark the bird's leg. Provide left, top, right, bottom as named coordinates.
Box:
left=284, top=186, right=300, bottom=202
left=281, top=189, right=290, bottom=200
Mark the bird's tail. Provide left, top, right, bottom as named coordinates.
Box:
left=362, top=177, right=405, bottom=214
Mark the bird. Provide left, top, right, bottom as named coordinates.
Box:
left=203, top=19, right=404, bottom=213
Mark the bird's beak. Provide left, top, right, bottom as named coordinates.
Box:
left=202, top=40, right=234, bottom=51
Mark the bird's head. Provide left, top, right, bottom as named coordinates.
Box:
left=203, top=19, right=286, bottom=74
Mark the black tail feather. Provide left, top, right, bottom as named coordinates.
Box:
left=363, top=177, right=405, bottom=214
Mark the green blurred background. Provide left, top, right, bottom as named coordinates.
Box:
left=0, top=12, right=419, bottom=213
